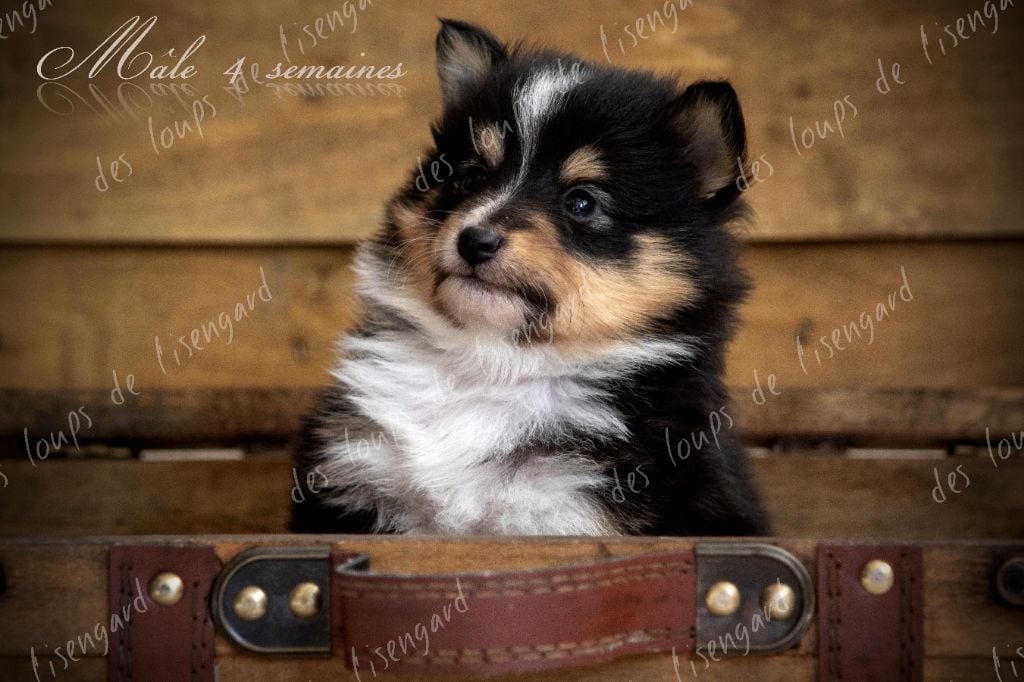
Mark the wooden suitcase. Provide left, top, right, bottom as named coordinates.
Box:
left=2, top=0, right=1023, bottom=679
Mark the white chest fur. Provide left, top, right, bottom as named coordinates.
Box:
left=324, top=331, right=637, bottom=535
left=317, top=263, right=696, bottom=535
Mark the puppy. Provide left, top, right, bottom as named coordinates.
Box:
left=292, top=19, right=769, bottom=536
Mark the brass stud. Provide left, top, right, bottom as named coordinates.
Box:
left=148, top=572, right=184, bottom=607
left=860, top=559, right=895, bottom=595
left=288, top=582, right=322, bottom=618
left=705, top=581, right=741, bottom=616
left=762, top=582, right=796, bottom=620
left=233, top=585, right=268, bottom=621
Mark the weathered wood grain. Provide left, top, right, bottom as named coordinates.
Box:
left=0, top=0, right=1021, bottom=243
left=3, top=385, right=1023, bottom=451
left=1, top=241, right=1021, bottom=393
left=0, top=247, right=360, bottom=392
left=737, top=387, right=1024, bottom=445
left=925, top=545, right=1024, bottom=658
left=2, top=453, right=1021, bottom=538
left=0, top=458, right=295, bottom=535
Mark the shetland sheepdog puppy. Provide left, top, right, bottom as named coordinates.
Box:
left=292, top=19, right=768, bottom=536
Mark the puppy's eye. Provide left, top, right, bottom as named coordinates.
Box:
left=455, top=167, right=487, bottom=195
left=564, top=188, right=597, bottom=219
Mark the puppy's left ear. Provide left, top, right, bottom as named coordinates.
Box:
left=436, top=19, right=508, bottom=109
left=671, top=81, right=747, bottom=202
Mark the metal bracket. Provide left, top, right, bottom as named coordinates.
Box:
left=996, top=556, right=1024, bottom=607
left=695, top=543, right=815, bottom=654
left=211, top=546, right=334, bottom=654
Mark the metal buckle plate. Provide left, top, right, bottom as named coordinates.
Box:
left=212, top=546, right=338, bottom=654
left=695, top=543, right=815, bottom=655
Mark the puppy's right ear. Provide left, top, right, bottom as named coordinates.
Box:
left=436, top=19, right=507, bottom=109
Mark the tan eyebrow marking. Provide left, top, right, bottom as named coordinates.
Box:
left=472, top=121, right=507, bottom=168
left=560, top=145, right=607, bottom=184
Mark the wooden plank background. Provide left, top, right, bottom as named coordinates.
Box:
left=0, top=0, right=1020, bottom=406
left=0, top=0, right=1021, bottom=243
left=2, top=452, right=1022, bottom=538
left=1, top=241, right=1021, bottom=393
left=4, top=386, right=1024, bottom=450
left=0, top=0, right=1021, bottom=552
left=0, top=4, right=1020, bottom=679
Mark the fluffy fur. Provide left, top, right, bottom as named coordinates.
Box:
left=292, top=19, right=768, bottom=536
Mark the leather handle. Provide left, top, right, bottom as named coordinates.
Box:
left=331, top=549, right=696, bottom=676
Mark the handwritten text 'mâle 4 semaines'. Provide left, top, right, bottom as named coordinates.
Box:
left=35, top=15, right=404, bottom=84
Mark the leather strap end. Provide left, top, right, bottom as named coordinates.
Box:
left=818, top=544, right=924, bottom=682
left=108, top=543, right=219, bottom=682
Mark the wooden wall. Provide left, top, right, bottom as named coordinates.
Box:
left=0, top=1, right=1022, bottom=538
left=2, top=0, right=1023, bottom=243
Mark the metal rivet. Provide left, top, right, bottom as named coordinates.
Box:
left=148, top=572, right=184, bottom=607
left=706, top=581, right=741, bottom=616
left=288, top=582, right=322, bottom=618
left=995, top=557, right=1024, bottom=607
left=762, top=582, right=796, bottom=620
left=860, top=560, right=895, bottom=595
left=233, top=586, right=268, bottom=621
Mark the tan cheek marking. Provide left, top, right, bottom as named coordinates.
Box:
left=560, top=145, right=607, bottom=185
left=433, top=204, right=469, bottom=272
left=391, top=194, right=488, bottom=301
left=388, top=200, right=441, bottom=301
left=565, top=232, right=700, bottom=339
left=420, top=206, right=696, bottom=345
left=502, top=215, right=581, bottom=312
left=474, top=122, right=506, bottom=168
left=502, top=217, right=695, bottom=345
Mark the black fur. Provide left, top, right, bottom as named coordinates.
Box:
left=292, top=19, right=769, bottom=536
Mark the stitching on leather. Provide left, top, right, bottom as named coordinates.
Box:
left=824, top=550, right=842, bottom=681
left=388, top=625, right=688, bottom=664
left=342, top=557, right=693, bottom=667
left=340, top=561, right=692, bottom=600
left=341, top=568, right=687, bottom=599
left=339, top=558, right=691, bottom=594
left=190, top=575, right=201, bottom=681
left=114, top=557, right=133, bottom=682
left=114, top=550, right=214, bottom=682
left=898, top=547, right=919, bottom=680
left=909, top=548, right=921, bottom=678
left=899, top=548, right=907, bottom=678
left=187, top=554, right=214, bottom=681
left=126, top=558, right=134, bottom=682
left=200, top=575, right=213, bottom=679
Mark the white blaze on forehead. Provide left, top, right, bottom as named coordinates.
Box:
left=515, top=69, right=576, bottom=133
left=513, top=66, right=587, bottom=180
left=464, top=65, right=588, bottom=229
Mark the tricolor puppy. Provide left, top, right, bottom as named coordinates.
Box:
left=293, top=19, right=768, bottom=536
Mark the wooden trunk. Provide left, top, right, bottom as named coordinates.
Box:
left=1, top=0, right=1022, bottom=680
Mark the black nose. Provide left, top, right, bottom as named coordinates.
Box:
left=457, top=226, right=504, bottom=265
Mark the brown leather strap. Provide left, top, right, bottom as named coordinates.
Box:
left=109, top=544, right=219, bottom=682
left=817, top=544, right=923, bottom=682
left=332, top=550, right=696, bottom=676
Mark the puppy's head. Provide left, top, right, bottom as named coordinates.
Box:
left=372, top=19, right=749, bottom=346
